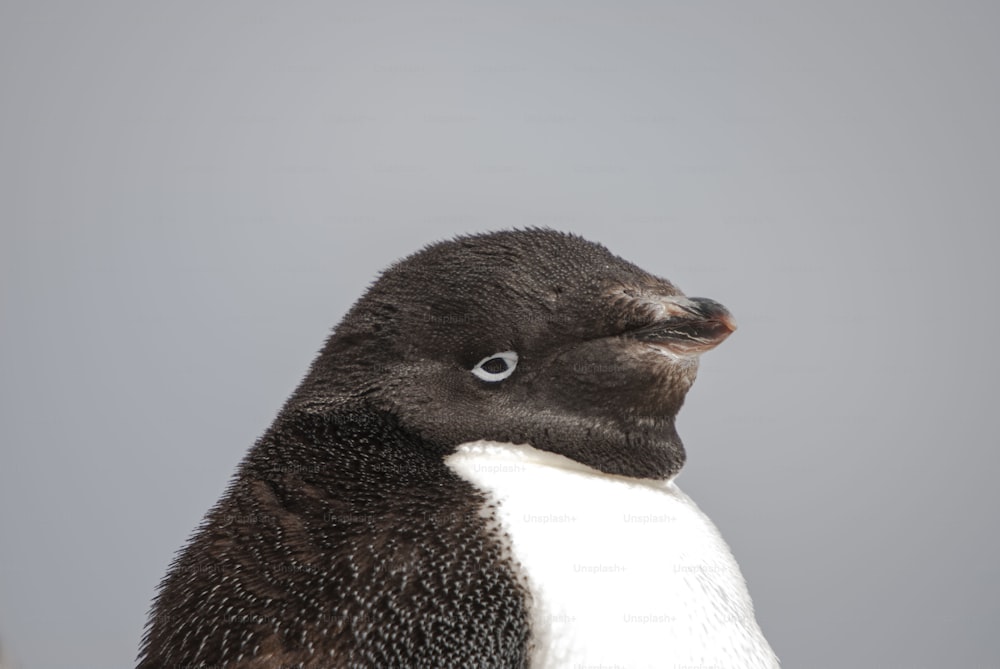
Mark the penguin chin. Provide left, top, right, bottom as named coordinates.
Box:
left=513, top=414, right=688, bottom=481
left=396, top=396, right=686, bottom=480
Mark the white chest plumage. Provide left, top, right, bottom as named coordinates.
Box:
left=446, top=441, right=779, bottom=669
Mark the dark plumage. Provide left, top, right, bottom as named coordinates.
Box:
left=138, top=229, right=736, bottom=668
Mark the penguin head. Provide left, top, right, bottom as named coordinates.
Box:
left=296, top=229, right=735, bottom=479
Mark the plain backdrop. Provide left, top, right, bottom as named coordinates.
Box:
left=2, top=2, right=998, bottom=668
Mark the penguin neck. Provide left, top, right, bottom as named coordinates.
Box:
left=449, top=440, right=683, bottom=488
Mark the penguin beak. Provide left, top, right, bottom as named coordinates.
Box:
left=623, top=296, right=737, bottom=357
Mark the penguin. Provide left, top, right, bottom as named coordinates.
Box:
left=138, top=228, right=778, bottom=668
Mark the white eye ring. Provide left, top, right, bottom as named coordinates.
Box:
left=471, top=351, right=518, bottom=382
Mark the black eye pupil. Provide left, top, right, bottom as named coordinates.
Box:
left=481, top=357, right=509, bottom=374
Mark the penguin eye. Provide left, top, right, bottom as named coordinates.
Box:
left=471, top=351, right=518, bottom=382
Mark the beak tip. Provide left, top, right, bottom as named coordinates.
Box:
left=720, top=311, right=738, bottom=334
left=690, top=296, right=737, bottom=334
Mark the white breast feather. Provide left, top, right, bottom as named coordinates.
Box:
left=446, top=441, right=779, bottom=669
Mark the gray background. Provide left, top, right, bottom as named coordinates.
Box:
left=2, top=2, right=997, bottom=668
